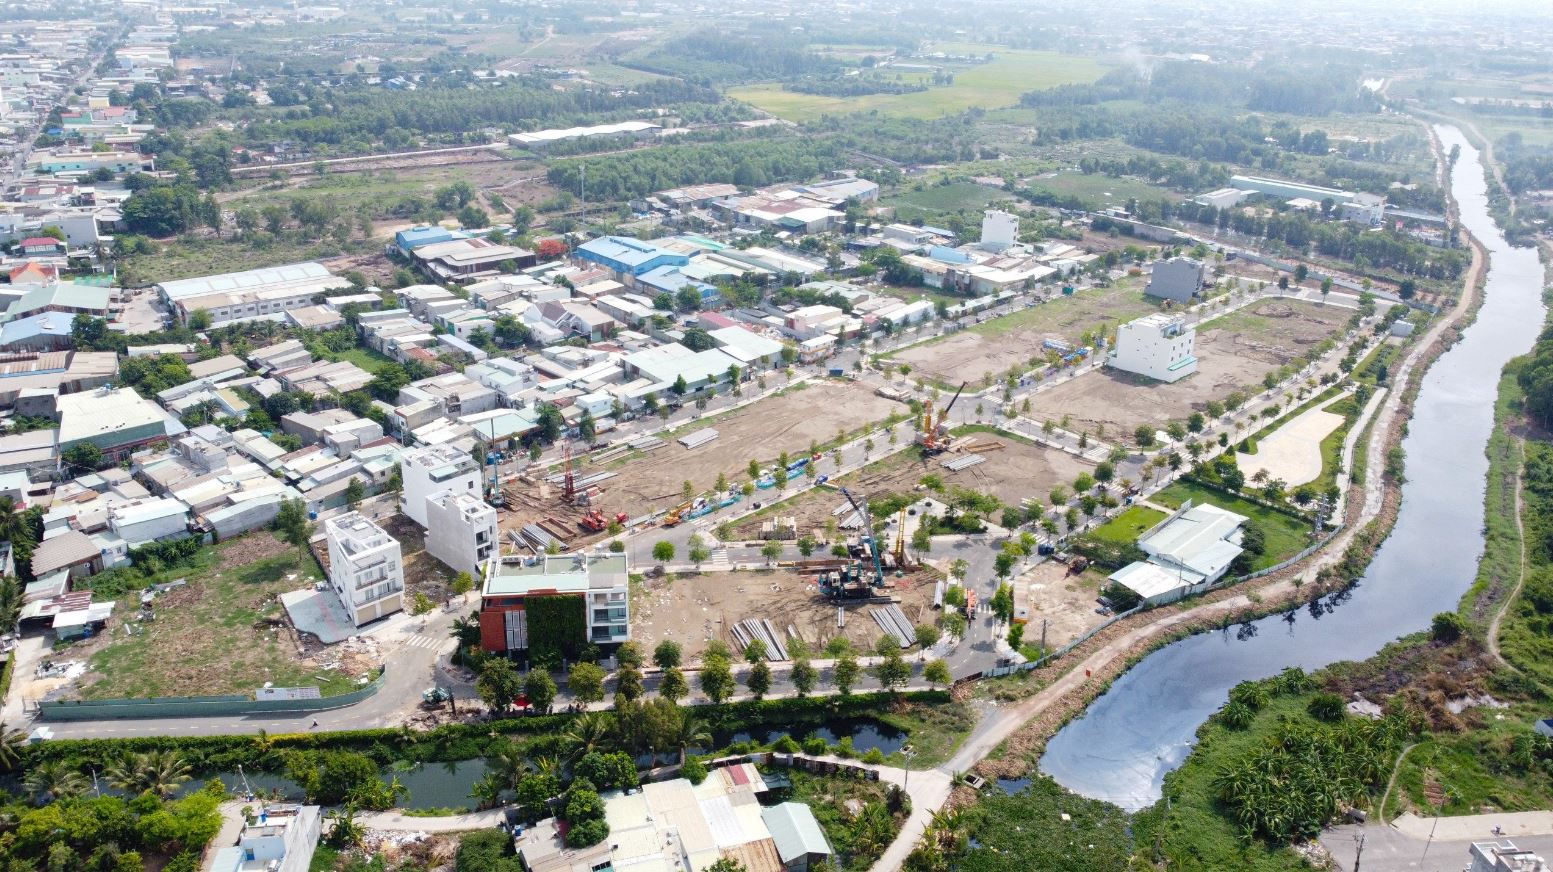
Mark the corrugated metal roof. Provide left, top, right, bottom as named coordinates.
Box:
left=760, top=803, right=832, bottom=863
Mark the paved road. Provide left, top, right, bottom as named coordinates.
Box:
left=1320, top=820, right=1553, bottom=872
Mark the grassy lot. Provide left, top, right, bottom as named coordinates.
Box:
left=119, top=236, right=379, bottom=287
left=77, top=535, right=366, bottom=700
left=327, top=346, right=398, bottom=373
left=966, top=281, right=1156, bottom=342
left=877, top=284, right=964, bottom=309
left=1151, top=481, right=1315, bottom=571
left=1020, top=170, right=1179, bottom=209
left=884, top=181, right=1015, bottom=215
left=729, top=48, right=1109, bottom=122
left=875, top=699, right=976, bottom=769
left=1085, top=505, right=1167, bottom=545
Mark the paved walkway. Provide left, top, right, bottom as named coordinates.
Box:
left=1391, top=810, right=1553, bottom=841
left=1321, top=820, right=1553, bottom=872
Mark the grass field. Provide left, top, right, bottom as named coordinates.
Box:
left=1085, top=505, right=1168, bottom=545
left=1020, top=170, right=1179, bottom=208
left=119, top=236, right=379, bottom=287
left=729, top=48, right=1110, bottom=122
left=884, top=181, right=1015, bottom=215
left=1151, top=481, right=1315, bottom=571
left=77, top=535, right=367, bottom=700
left=327, top=346, right=398, bottom=373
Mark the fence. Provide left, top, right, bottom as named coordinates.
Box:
left=36, top=668, right=388, bottom=721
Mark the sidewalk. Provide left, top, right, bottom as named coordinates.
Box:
left=1391, top=810, right=1553, bottom=841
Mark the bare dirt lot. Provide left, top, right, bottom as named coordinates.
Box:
left=631, top=566, right=939, bottom=663
left=889, top=281, right=1160, bottom=387
left=597, top=381, right=903, bottom=520
left=1030, top=298, right=1348, bottom=438
left=1019, top=562, right=1112, bottom=649
left=730, top=432, right=1089, bottom=541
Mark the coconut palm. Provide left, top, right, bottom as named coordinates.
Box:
left=561, top=713, right=611, bottom=764
left=137, top=750, right=193, bottom=798
left=24, top=760, right=88, bottom=804
left=673, top=716, right=711, bottom=766
left=0, top=722, right=24, bottom=771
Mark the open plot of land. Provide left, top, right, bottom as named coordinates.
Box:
left=70, top=535, right=375, bottom=700
left=1238, top=400, right=1347, bottom=487
left=729, top=48, right=1109, bottom=122
left=884, top=181, right=1017, bottom=218
left=589, top=382, right=903, bottom=520
left=1019, top=561, right=1112, bottom=649
left=889, top=282, right=1160, bottom=387
left=1030, top=298, right=1348, bottom=436
left=1019, top=170, right=1179, bottom=210
left=729, top=432, right=1086, bottom=541
left=630, top=566, right=938, bottom=663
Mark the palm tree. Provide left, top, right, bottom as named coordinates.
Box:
left=0, top=723, right=24, bottom=771
left=674, top=716, right=711, bottom=765
left=138, top=750, right=193, bottom=798
left=561, top=713, right=611, bottom=764
left=24, top=760, right=88, bottom=804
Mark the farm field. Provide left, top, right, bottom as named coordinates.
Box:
left=630, top=566, right=938, bottom=664
left=1019, top=170, right=1180, bottom=209
left=71, top=535, right=375, bottom=700
left=884, top=181, right=1017, bottom=217
left=728, top=48, right=1110, bottom=122
left=1029, top=298, right=1348, bottom=438
left=889, top=281, right=1160, bottom=387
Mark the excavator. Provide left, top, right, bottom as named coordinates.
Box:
left=579, top=508, right=629, bottom=533
left=919, top=381, right=968, bottom=455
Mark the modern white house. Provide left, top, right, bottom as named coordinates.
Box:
left=1108, top=313, right=1197, bottom=383
left=980, top=209, right=1019, bottom=252
left=1469, top=840, right=1548, bottom=872
left=399, top=444, right=482, bottom=527
left=210, top=804, right=321, bottom=872
left=425, top=490, right=497, bottom=579
left=480, top=553, right=630, bottom=654
left=1108, top=501, right=1248, bottom=607
left=1145, top=257, right=1208, bottom=302
left=324, top=512, right=404, bottom=627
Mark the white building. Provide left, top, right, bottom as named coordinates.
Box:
left=324, top=512, right=403, bottom=627
left=425, top=490, right=497, bottom=579
left=399, top=444, right=482, bottom=527
left=981, top=209, right=1019, bottom=251
left=211, top=804, right=321, bottom=872
left=1108, top=501, right=1248, bottom=606
left=1108, top=313, right=1197, bottom=383
left=1471, top=841, right=1548, bottom=872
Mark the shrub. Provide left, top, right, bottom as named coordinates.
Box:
left=773, top=735, right=801, bottom=754
left=834, top=737, right=856, bottom=759
left=681, top=759, right=708, bottom=784
left=802, top=737, right=828, bottom=755
left=862, top=748, right=885, bottom=764
left=1307, top=693, right=1347, bottom=722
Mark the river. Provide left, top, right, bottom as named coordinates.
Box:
left=1039, top=125, right=1548, bottom=812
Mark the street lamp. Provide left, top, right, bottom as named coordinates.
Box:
left=900, top=744, right=916, bottom=796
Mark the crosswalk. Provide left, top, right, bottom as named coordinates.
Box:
left=709, top=547, right=729, bottom=564
left=402, top=635, right=445, bottom=651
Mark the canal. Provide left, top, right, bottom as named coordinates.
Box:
left=1039, top=125, right=1549, bottom=811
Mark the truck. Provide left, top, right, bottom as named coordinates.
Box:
left=964, top=589, right=978, bottom=617
left=828, top=367, right=845, bottom=377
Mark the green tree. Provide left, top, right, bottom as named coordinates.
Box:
left=476, top=659, right=524, bottom=714
left=525, top=669, right=558, bottom=713
left=652, top=540, right=675, bottom=564
left=61, top=442, right=104, bottom=473
left=654, top=639, right=683, bottom=669
left=834, top=652, right=860, bottom=696
left=659, top=666, right=689, bottom=702
left=271, top=498, right=313, bottom=549
left=343, top=477, right=366, bottom=506
left=568, top=662, right=606, bottom=706
left=923, top=659, right=952, bottom=689
left=698, top=656, right=734, bottom=703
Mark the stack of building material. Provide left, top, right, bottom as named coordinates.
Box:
left=730, top=618, right=789, bottom=660
left=520, top=524, right=560, bottom=551
left=677, top=428, right=719, bottom=450
left=943, top=454, right=985, bottom=471
left=629, top=435, right=666, bottom=451
left=870, top=604, right=915, bottom=648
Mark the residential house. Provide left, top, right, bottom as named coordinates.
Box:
left=324, top=512, right=403, bottom=627
left=425, top=490, right=496, bottom=580
left=480, top=552, right=630, bottom=654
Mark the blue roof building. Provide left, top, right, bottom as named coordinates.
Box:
left=576, top=236, right=688, bottom=277
left=394, top=226, right=458, bottom=252
left=0, top=311, right=75, bottom=351
left=636, top=265, right=720, bottom=303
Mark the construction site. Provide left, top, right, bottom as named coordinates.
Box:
left=1030, top=298, right=1350, bottom=437
left=493, top=380, right=905, bottom=553
left=1014, top=560, right=1115, bottom=651
left=729, top=428, right=1088, bottom=542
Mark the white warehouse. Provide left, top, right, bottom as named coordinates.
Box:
left=324, top=512, right=404, bottom=627
left=1108, top=313, right=1197, bottom=383
left=426, top=490, right=497, bottom=580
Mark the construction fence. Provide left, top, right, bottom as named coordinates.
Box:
left=35, top=668, right=388, bottom=721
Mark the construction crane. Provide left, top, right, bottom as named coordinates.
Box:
left=920, top=381, right=968, bottom=455
left=663, top=500, right=693, bottom=527
left=839, top=487, right=885, bottom=588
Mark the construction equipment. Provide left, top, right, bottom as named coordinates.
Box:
left=892, top=506, right=908, bottom=569
left=663, top=500, right=694, bottom=527
left=578, top=509, right=625, bottom=532
left=815, top=487, right=888, bottom=601
left=562, top=443, right=577, bottom=503
left=421, top=687, right=451, bottom=708
left=919, top=381, right=968, bottom=454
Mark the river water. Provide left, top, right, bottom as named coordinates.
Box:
left=1039, top=126, right=1548, bottom=812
